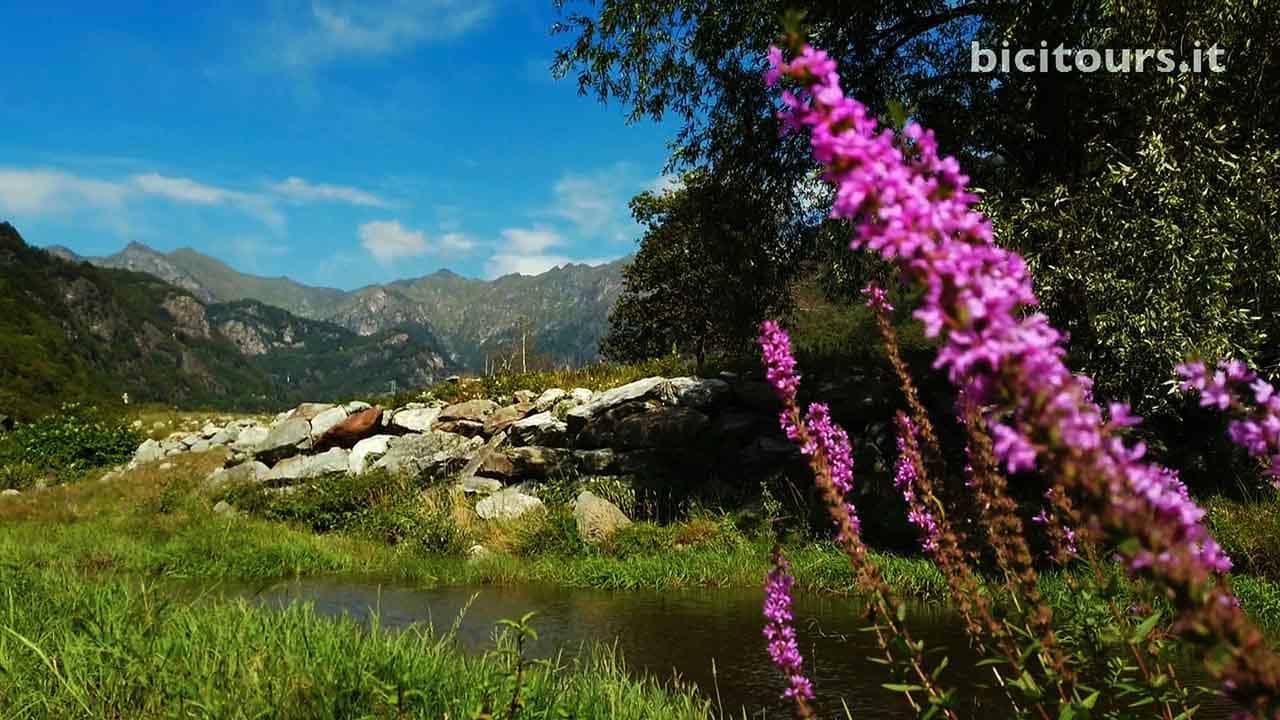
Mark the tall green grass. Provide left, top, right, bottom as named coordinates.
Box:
left=0, top=567, right=711, bottom=719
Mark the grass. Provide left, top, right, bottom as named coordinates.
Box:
left=0, top=565, right=712, bottom=719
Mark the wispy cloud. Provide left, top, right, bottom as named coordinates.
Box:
left=484, top=225, right=614, bottom=278
left=131, top=173, right=285, bottom=231
left=0, top=168, right=128, bottom=215
left=268, top=176, right=390, bottom=207
left=539, top=164, right=658, bottom=244
left=359, top=219, right=475, bottom=265
left=255, top=0, right=494, bottom=72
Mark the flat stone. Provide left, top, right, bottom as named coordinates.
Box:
left=476, top=488, right=544, bottom=521
left=200, top=422, right=221, bottom=438
left=565, top=377, right=665, bottom=432
left=253, top=417, right=313, bottom=465
left=389, top=406, right=440, bottom=433
left=513, top=390, right=538, bottom=404
left=570, top=388, right=594, bottom=403
left=317, top=407, right=383, bottom=450
left=291, top=403, right=337, bottom=421
left=348, top=434, right=395, bottom=475
left=434, top=419, right=486, bottom=437
left=660, top=377, right=732, bottom=409
left=204, top=461, right=268, bottom=493
left=372, top=432, right=483, bottom=480
left=343, top=401, right=372, bottom=414
left=309, top=406, right=350, bottom=440
left=460, top=476, right=503, bottom=494
left=508, top=411, right=568, bottom=447
left=457, top=430, right=508, bottom=483
left=440, top=399, right=499, bottom=423
left=231, top=425, right=269, bottom=450
left=483, top=403, right=534, bottom=435
left=265, top=448, right=349, bottom=485
left=533, top=388, right=567, bottom=412
left=479, top=446, right=572, bottom=479
left=189, top=440, right=211, bottom=453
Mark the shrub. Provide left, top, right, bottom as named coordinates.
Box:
left=605, top=522, right=676, bottom=558
left=0, top=403, right=141, bottom=483
left=510, top=507, right=582, bottom=557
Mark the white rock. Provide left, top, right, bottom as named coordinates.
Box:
left=265, top=448, right=350, bottom=484
left=389, top=406, right=440, bottom=433
left=570, top=388, right=594, bottom=404
left=232, top=425, right=269, bottom=449
left=158, top=462, right=174, bottom=471
left=1, top=489, right=19, bottom=497
left=343, top=401, right=372, bottom=414
left=476, top=488, right=544, bottom=521
left=134, top=439, right=164, bottom=464
left=348, top=435, right=395, bottom=475
left=309, top=406, right=350, bottom=440
left=533, top=388, right=567, bottom=412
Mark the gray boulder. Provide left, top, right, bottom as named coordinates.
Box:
left=509, top=411, right=568, bottom=447
left=460, top=476, right=503, bottom=495
left=661, top=377, right=731, bottom=409
left=348, top=434, right=395, bottom=475
left=254, top=417, right=313, bottom=465
left=573, top=491, right=631, bottom=543
left=389, top=406, right=440, bottom=433
left=570, top=388, right=594, bottom=404
left=480, top=446, right=572, bottom=479
left=476, top=488, right=544, bottom=521
left=204, top=461, right=268, bottom=493
left=133, top=439, right=165, bottom=465
left=372, top=432, right=483, bottom=479
left=513, top=390, right=538, bottom=404
left=565, top=377, right=664, bottom=432
left=309, top=406, right=350, bottom=440
left=574, top=449, right=618, bottom=474
left=577, top=405, right=710, bottom=450
left=265, top=448, right=349, bottom=485
left=231, top=425, right=269, bottom=450
left=440, top=399, right=498, bottom=423
left=533, top=388, right=567, bottom=412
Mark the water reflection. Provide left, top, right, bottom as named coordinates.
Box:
left=217, top=577, right=1235, bottom=718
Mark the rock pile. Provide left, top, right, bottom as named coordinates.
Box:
left=131, top=375, right=803, bottom=528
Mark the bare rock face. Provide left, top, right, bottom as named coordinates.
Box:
left=161, top=294, right=211, bottom=339
left=317, top=407, right=384, bottom=449
left=573, top=491, right=631, bottom=543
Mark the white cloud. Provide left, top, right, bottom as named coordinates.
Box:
left=549, top=172, right=621, bottom=236
left=484, top=225, right=614, bottom=278
left=438, top=232, right=475, bottom=252
left=0, top=168, right=128, bottom=215
left=359, top=220, right=474, bottom=265
left=268, top=176, right=389, bottom=207
left=501, top=226, right=563, bottom=254
left=263, top=0, right=495, bottom=71
left=360, top=220, right=429, bottom=264
left=131, top=173, right=285, bottom=231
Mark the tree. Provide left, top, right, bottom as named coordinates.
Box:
left=601, top=168, right=806, bottom=369
left=557, top=0, right=1280, bottom=413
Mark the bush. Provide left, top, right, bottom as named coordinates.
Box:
left=605, top=522, right=677, bottom=558
left=510, top=507, right=582, bottom=557
left=0, top=403, right=140, bottom=483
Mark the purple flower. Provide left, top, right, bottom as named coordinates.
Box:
left=894, top=415, right=940, bottom=555
left=1178, top=360, right=1280, bottom=488
left=862, top=282, right=894, bottom=313
left=768, top=43, right=1232, bottom=579
left=763, top=551, right=815, bottom=703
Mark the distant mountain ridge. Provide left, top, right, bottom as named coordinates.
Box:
left=83, top=242, right=627, bottom=371
left=0, top=222, right=460, bottom=418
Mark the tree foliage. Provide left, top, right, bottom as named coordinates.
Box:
left=601, top=169, right=807, bottom=367
left=558, top=0, right=1280, bottom=417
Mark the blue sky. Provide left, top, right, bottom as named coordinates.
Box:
left=0, top=1, right=678, bottom=288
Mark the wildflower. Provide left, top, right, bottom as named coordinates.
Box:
left=763, top=550, right=815, bottom=711
left=1178, top=360, right=1280, bottom=487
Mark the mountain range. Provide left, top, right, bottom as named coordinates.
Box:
left=3, top=222, right=624, bottom=418
left=52, top=240, right=626, bottom=371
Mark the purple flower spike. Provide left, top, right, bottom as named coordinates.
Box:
left=763, top=551, right=815, bottom=704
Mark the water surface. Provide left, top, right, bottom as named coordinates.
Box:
left=221, top=577, right=1237, bottom=718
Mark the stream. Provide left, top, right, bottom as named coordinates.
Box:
left=216, top=577, right=1239, bottom=718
